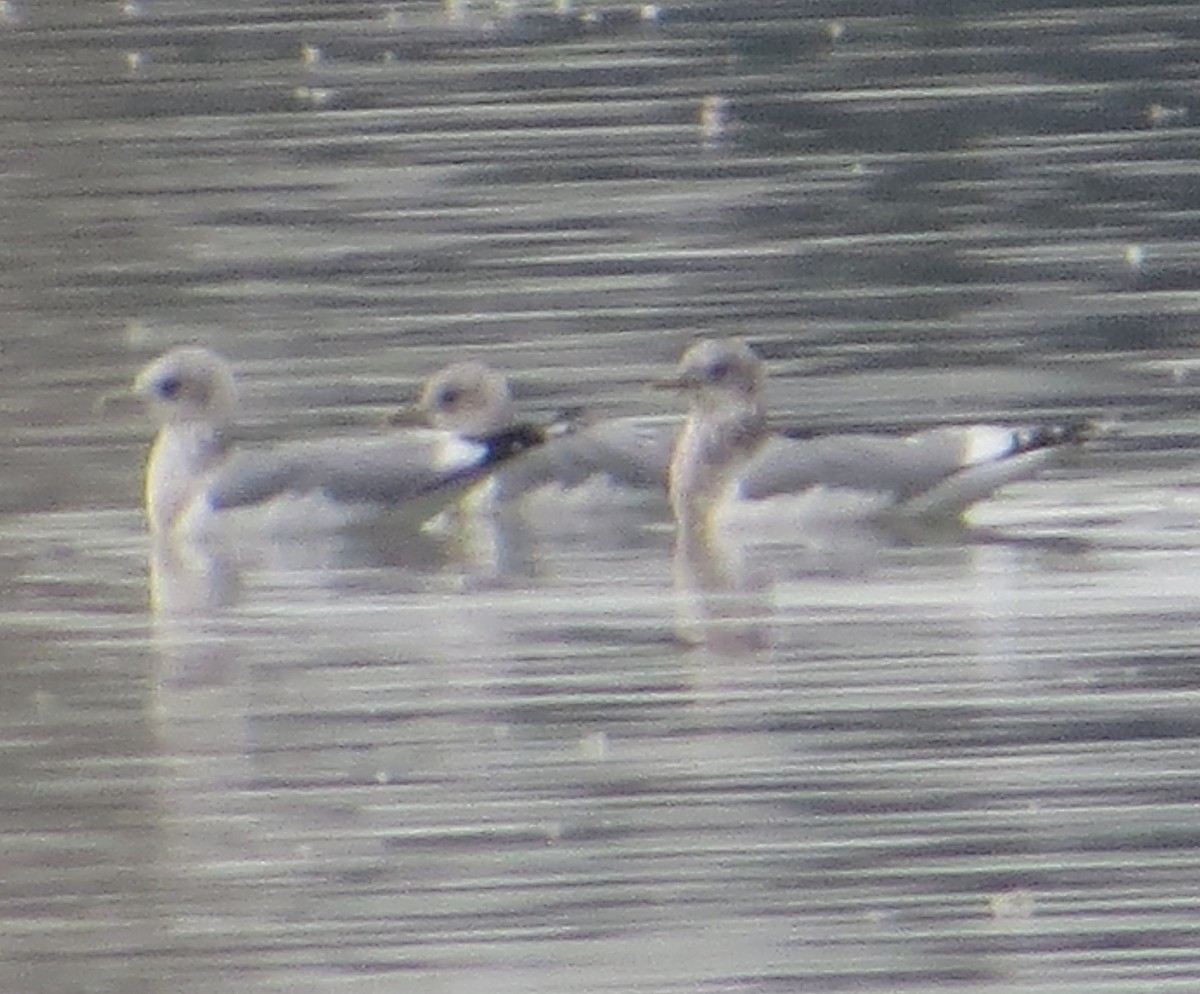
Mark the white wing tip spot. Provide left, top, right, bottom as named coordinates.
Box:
left=963, top=425, right=1019, bottom=467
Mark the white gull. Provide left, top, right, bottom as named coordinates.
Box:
left=135, top=346, right=554, bottom=540
left=418, top=359, right=675, bottom=515
left=658, top=338, right=1089, bottom=539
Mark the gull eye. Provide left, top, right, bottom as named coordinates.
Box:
left=706, top=358, right=732, bottom=381
left=437, top=386, right=461, bottom=409
left=156, top=375, right=183, bottom=399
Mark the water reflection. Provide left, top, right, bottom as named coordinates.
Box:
left=149, top=537, right=241, bottom=616
left=671, top=525, right=772, bottom=655
left=13, top=0, right=1200, bottom=991
left=670, top=506, right=1109, bottom=666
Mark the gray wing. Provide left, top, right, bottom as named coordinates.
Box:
left=204, top=446, right=318, bottom=510
left=738, top=428, right=974, bottom=502
left=206, top=433, right=485, bottom=510
left=582, top=418, right=678, bottom=487
left=492, top=418, right=677, bottom=498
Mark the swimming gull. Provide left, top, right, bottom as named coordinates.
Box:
left=657, top=338, right=1088, bottom=537
left=135, top=346, right=557, bottom=539
left=418, top=359, right=676, bottom=513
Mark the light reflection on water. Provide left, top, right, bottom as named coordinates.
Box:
left=8, top=473, right=1200, bottom=991
left=5, top=0, right=1200, bottom=991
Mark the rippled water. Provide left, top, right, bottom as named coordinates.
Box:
left=4, top=1, right=1200, bottom=991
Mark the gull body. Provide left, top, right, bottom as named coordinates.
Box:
left=135, top=347, right=550, bottom=541
left=661, top=338, right=1088, bottom=539
left=419, top=360, right=675, bottom=515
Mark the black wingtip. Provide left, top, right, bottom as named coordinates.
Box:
left=481, top=423, right=548, bottom=463
left=1014, top=417, right=1094, bottom=453
left=479, top=412, right=576, bottom=464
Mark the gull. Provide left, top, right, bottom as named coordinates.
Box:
left=417, top=360, right=676, bottom=515
left=135, top=347, right=556, bottom=540
left=658, top=338, right=1089, bottom=538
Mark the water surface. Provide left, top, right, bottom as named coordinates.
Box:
left=4, top=2, right=1200, bottom=992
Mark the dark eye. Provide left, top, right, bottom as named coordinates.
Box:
left=437, top=386, right=461, bottom=408
left=157, top=375, right=183, bottom=399
left=707, top=358, right=732, bottom=381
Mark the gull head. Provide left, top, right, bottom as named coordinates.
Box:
left=420, top=360, right=515, bottom=438
left=657, top=338, right=765, bottom=415
left=660, top=339, right=769, bottom=537
left=134, top=346, right=238, bottom=429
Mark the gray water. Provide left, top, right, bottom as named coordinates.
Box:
left=4, top=1, right=1200, bottom=991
